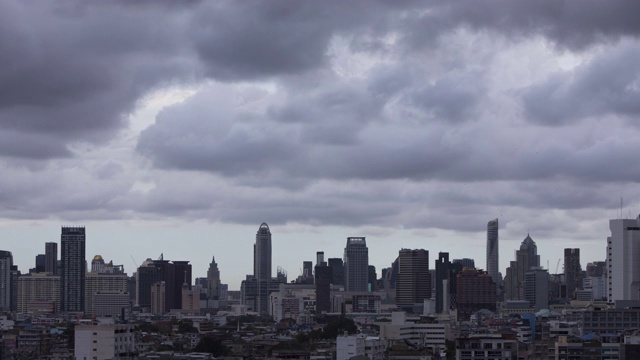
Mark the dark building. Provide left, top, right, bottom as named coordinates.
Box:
left=368, top=265, right=377, bottom=291
left=255, top=223, right=272, bottom=316
left=34, top=254, right=46, bottom=273
left=344, top=237, right=369, bottom=292
left=456, top=268, right=496, bottom=322
left=452, top=258, right=475, bottom=269
left=61, top=226, right=86, bottom=312
left=152, top=258, right=192, bottom=312
left=136, top=262, right=161, bottom=310
left=45, top=242, right=58, bottom=275
left=315, top=262, right=332, bottom=314
left=396, top=249, right=430, bottom=306
left=328, top=258, right=344, bottom=286
left=586, top=261, right=605, bottom=277
left=564, top=248, right=582, bottom=299
left=173, top=260, right=192, bottom=309
left=435, top=252, right=450, bottom=313
left=0, top=250, right=13, bottom=311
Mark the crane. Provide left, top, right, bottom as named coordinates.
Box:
left=555, top=259, right=561, bottom=274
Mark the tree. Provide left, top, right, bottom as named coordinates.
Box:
left=321, top=316, right=358, bottom=339
left=194, top=336, right=231, bottom=357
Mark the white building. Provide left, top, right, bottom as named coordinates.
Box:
left=607, top=217, right=640, bottom=302
left=74, top=324, right=134, bottom=360
left=377, top=312, right=449, bottom=354
left=336, top=334, right=365, bottom=360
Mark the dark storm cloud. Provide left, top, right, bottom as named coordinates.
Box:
left=522, top=42, right=640, bottom=125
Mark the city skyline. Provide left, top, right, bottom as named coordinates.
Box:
left=1, top=2, right=640, bottom=290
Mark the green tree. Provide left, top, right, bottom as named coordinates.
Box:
left=321, top=317, right=358, bottom=339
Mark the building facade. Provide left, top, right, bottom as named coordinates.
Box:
left=607, top=217, right=640, bottom=302
left=255, top=223, right=272, bottom=316
left=45, top=242, right=57, bottom=275
left=0, top=251, right=12, bottom=311
left=344, top=237, right=369, bottom=292
left=396, top=249, right=430, bottom=306
left=61, top=226, right=86, bottom=312
left=486, top=219, right=500, bottom=285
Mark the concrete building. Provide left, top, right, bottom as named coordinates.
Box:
left=396, top=249, right=430, bottom=306
left=0, top=250, right=12, bottom=311
left=150, top=281, right=166, bottom=315
left=255, top=222, right=272, bottom=316
left=45, top=242, right=57, bottom=275
left=94, top=291, right=130, bottom=318
left=486, top=218, right=500, bottom=285
left=336, top=334, right=365, bottom=360
left=564, top=248, right=582, bottom=299
left=61, top=226, right=86, bottom=312
left=85, top=272, right=128, bottom=317
left=206, top=255, right=221, bottom=300
left=328, top=258, right=345, bottom=286
left=136, top=260, right=161, bottom=309
left=315, top=259, right=332, bottom=313
left=17, top=273, right=61, bottom=314
left=607, top=216, right=640, bottom=302
left=524, top=268, right=549, bottom=311
left=456, top=268, right=496, bottom=322
left=378, top=312, right=449, bottom=354
left=74, top=324, right=134, bottom=360
left=344, top=237, right=369, bottom=292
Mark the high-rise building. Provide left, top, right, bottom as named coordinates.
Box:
left=255, top=223, right=272, bottom=315
left=435, top=252, right=450, bottom=313
left=396, top=249, right=430, bottom=306
left=328, top=258, right=344, bottom=286
left=456, top=268, right=496, bottom=321
left=136, top=260, right=161, bottom=310
left=564, top=248, right=581, bottom=299
left=34, top=254, right=46, bottom=273
left=152, top=258, right=192, bottom=312
left=315, top=260, right=332, bottom=314
left=520, top=234, right=540, bottom=268
left=607, top=217, right=640, bottom=302
left=524, top=268, right=549, bottom=311
left=486, top=219, right=500, bottom=285
left=207, top=255, right=221, bottom=300
left=344, top=237, right=369, bottom=292
left=150, top=281, right=166, bottom=315
left=17, top=273, right=61, bottom=314
left=0, top=250, right=13, bottom=311
left=452, top=258, right=475, bottom=269
left=85, top=273, right=128, bottom=317
left=61, top=226, right=86, bottom=312
left=45, top=242, right=58, bottom=275
left=368, top=265, right=377, bottom=291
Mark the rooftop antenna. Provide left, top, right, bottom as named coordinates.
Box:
left=621, top=197, right=623, bottom=219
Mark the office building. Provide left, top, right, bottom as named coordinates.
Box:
left=75, top=325, right=134, bottom=360
left=524, top=268, right=549, bottom=311
left=456, top=268, right=496, bottom=321
left=0, top=250, right=12, bottom=311
left=150, top=281, right=166, bottom=315
left=520, top=234, right=540, bottom=268
left=136, top=260, right=161, bottom=309
left=152, top=258, right=192, bottom=312
left=607, top=217, right=640, bottom=302
left=328, top=258, right=344, bottom=286
left=206, top=255, right=221, bottom=300
left=17, top=273, right=61, bottom=314
left=453, top=258, right=475, bottom=269
left=486, top=219, right=500, bottom=285
left=45, top=242, right=58, bottom=275
left=255, top=222, right=272, bottom=316
left=94, top=291, right=130, bottom=318
left=85, top=273, right=128, bottom=317
left=564, top=248, right=581, bottom=299
left=368, top=265, right=377, bottom=291
left=61, top=226, right=86, bottom=312
left=396, top=249, right=430, bottom=306
left=34, top=254, right=46, bottom=273
left=344, top=237, right=369, bottom=292
left=435, top=252, right=450, bottom=313
left=315, top=261, right=332, bottom=313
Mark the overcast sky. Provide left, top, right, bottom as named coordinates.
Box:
left=2, top=1, right=640, bottom=289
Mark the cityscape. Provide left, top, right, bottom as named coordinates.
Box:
left=1, top=216, right=639, bottom=359
left=2, top=1, right=640, bottom=359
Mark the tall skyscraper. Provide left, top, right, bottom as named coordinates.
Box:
left=61, top=226, right=86, bottom=312
left=564, top=248, right=581, bottom=299
left=45, top=242, right=58, bottom=275
left=254, top=223, right=272, bottom=315
left=344, top=237, right=369, bottom=292
left=396, top=249, right=430, bottom=306
left=435, top=252, right=450, bottom=313
left=520, top=234, right=540, bottom=268
left=315, top=257, right=332, bottom=314
left=0, top=250, right=13, bottom=311
left=486, top=219, right=499, bottom=285
left=606, top=217, right=640, bottom=302
left=207, top=255, right=221, bottom=300
left=328, top=258, right=345, bottom=286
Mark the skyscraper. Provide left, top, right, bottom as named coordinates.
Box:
left=520, top=234, right=540, bottom=268
left=606, top=218, right=640, bottom=302
left=207, top=255, right=221, bottom=300
left=328, top=258, right=345, bottom=286
left=61, top=226, right=86, bottom=312
left=255, top=223, right=272, bottom=315
left=435, top=252, right=450, bottom=313
left=564, top=248, right=581, bottom=299
left=0, top=250, right=13, bottom=311
left=344, top=237, right=369, bottom=292
left=396, top=249, right=430, bottom=306
left=45, top=242, right=58, bottom=275
left=486, top=219, right=499, bottom=285
left=456, top=268, right=496, bottom=321
left=315, top=257, right=332, bottom=314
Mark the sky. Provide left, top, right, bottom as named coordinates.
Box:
left=2, top=1, right=640, bottom=289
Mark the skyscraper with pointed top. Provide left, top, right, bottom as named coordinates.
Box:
left=254, top=223, right=272, bottom=315
left=207, top=255, right=221, bottom=300
left=486, top=219, right=499, bottom=285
